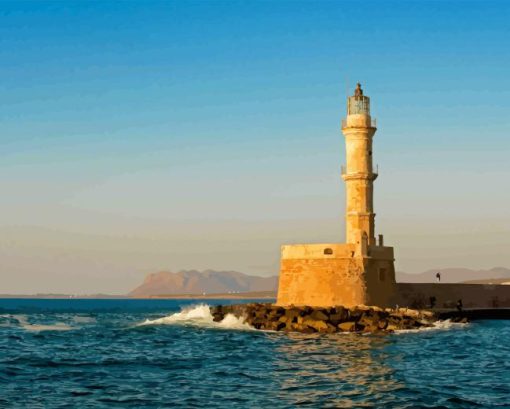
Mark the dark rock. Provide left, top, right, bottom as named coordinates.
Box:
left=301, top=306, right=313, bottom=316
left=377, top=319, right=388, bottom=330
left=302, top=318, right=328, bottom=332
left=325, top=323, right=337, bottom=333
left=451, top=316, right=469, bottom=324
left=359, top=312, right=376, bottom=326
left=212, top=313, right=224, bottom=322
left=386, top=323, right=399, bottom=332
left=354, top=322, right=365, bottom=332
left=388, top=315, right=402, bottom=325
left=328, top=313, right=344, bottom=326
left=309, top=310, right=329, bottom=321
left=209, top=303, right=437, bottom=334
left=348, top=308, right=363, bottom=321
left=278, top=315, right=289, bottom=324
left=329, top=306, right=348, bottom=324
left=338, top=321, right=356, bottom=332
left=284, top=308, right=301, bottom=323
left=363, top=324, right=378, bottom=333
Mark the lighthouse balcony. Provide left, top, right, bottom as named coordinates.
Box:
left=341, top=117, right=377, bottom=129
left=341, top=164, right=378, bottom=180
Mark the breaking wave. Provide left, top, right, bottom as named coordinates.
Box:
left=1, top=314, right=74, bottom=332
left=395, top=319, right=469, bottom=334
left=137, top=307, right=470, bottom=335
left=138, top=304, right=253, bottom=330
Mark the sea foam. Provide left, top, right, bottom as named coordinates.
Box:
left=138, top=304, right=253, bottom=330
left=394, top=319, right=469, bottom=334
left=4, top=314, right=74, bottom=332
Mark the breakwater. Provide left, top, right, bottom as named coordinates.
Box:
left=210, top=303, right=465, bottom=333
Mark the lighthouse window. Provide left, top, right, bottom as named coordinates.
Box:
left=369, top=150, right=372, bottom=156
left=379, top=268, right=386, bottom=282
left=324, top=248, right=333, bottom=255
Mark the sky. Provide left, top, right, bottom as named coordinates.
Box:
left=1, top=1, right=509, bottom=294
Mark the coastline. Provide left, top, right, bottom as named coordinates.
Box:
left=0, top=291, right=277, bottom=300
left=131, top=291, right=276, bottom=300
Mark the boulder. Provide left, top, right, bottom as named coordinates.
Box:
left=377, top=319, right=388, bottom=330
left=338, top=321, right=356, bottom=332
left=302, top=318, right=328, bottom=332
left=328, top=306, right=348, bottom=325
left=348, top=308, right=363, bottom=321
left=212, top=313, right=224, bottom=322
left=309, top=309, right=329, bottom=322
left=359, top=311, right=376, bottom=325
left=362, top=323, right=379, bottom=333
left=284, top=308, right=301, bottom=323
left=300, top=306, right=313, bottom=316
left=278, top=315, right=289, bottom=323
left=208, top=303, right=438, bottom=334
left=325, top=323, right=337, bottom=333
left=386, top=323, right=399, bottom=332
left=329, top=313, right=345, bottom=326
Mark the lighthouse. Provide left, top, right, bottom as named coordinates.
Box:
left=342, top=83, right=378, bottom=251
left=276, top=83, right=397, bottom=308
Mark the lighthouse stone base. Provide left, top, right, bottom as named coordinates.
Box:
left=276, top=243, right=397, bottom=308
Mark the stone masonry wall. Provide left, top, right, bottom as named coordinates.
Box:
left=277, top=257, right=367, bottom=307
left=276, top=243, right=397, bottom=308
left=396, top=283, right=510, bottom=309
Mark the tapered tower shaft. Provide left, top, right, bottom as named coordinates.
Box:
left=341, top=83, right=378, bottom=246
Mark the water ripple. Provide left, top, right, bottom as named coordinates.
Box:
left=0, top=300, right=509, bottom=408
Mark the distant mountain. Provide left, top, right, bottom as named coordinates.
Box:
left=396, top=267, right=510, bottom=283
left=129, top=270, right=278, bottom=297
left=130, top=266, right=510, bottom=297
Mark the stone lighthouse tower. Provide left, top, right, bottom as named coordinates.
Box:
left=276, top=83, right=396, bottom=308
left=342, top=83, right=377, bottom=251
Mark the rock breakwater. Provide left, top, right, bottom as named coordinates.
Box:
left=210, top=303, right=467, bottom=333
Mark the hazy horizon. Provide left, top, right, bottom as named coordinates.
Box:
left=1, top=1, right=509, bottom=294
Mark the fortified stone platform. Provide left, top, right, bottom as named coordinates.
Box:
left=277, top=243, right=396, bottom=308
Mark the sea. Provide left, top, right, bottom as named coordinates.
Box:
left=0, top=299, right=509, bottom=408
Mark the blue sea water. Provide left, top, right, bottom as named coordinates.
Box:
left=0, top=299, right=509, bottom=408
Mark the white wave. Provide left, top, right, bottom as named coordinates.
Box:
left=395, top=319, right=469, bottom=334
left=217, top=313, right=253, bottom=330
left=5, top=314, right=74, bottom=332
left=138, top=304, right=253, bottom=330
left=72, top=315, right=96, bottom=324
left=21, top=323, right=73, bottom=332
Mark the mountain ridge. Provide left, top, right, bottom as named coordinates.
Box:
left=129, top=270, right=278, bottom=297
left=129, top=267, right=510, bottom=296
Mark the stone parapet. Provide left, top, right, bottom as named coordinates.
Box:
left=281, top=243, right=355, bottom=259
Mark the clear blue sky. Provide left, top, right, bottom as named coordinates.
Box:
left=1, top=1, right=509, bottom=293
